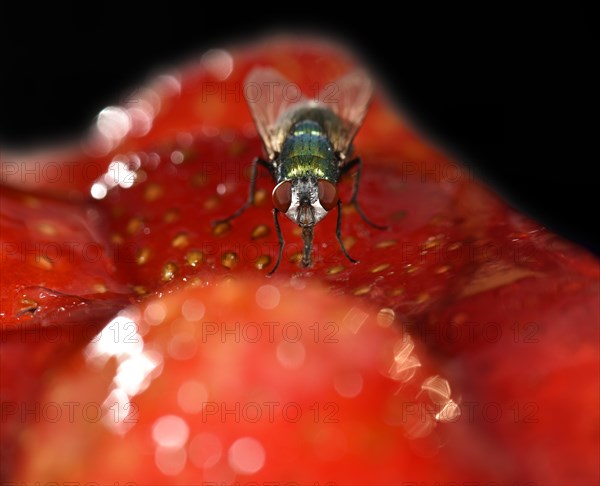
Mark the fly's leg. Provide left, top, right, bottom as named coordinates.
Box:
left=341, top=157, right=389, bottom=230
left=267, top=208, right=285, bottom=276
left=336, top=199, right=358, bottom=264
left=212, top=157, right=271, bottom=225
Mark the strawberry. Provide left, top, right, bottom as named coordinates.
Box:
left=11, top=280, right=474, bottom=483
left=1, top=38, right=599, bottom=484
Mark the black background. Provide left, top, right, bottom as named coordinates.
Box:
left=1, top=4, right=597, bottom=255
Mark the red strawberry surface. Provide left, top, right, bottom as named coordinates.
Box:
left=1, top=38, right=598, bottom=484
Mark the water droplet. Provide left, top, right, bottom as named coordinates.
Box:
left=404, top=411, right=435, bottom=439
left=128, top=104, right=154, bottom=138
left=154, top=446, right=187, bottom=476
left=389, top=336, right=421, bottom=383
left=162, top=262, right=178, bottom=282
left=434, top=265, right=451, bottom=274
left=377, top=308, right=395, bottom=327
left=276, top=341, right=306, bottom=370
left=170, top=317, right=196, bottom=336
left=201, top=125, right=220, bottom=138
left=333, top=372, right=363, bottom=398
left=289, top=276, right=306, bottom=290
left=104, top=159, right=137, bottom=189
left=87, top=314, right=144, bottom=363
left=152, top=415, right=190, bottom=448
left=177, top=381, right=208, bottom=414
left=98, top=389, right=136, bottom=435
left=201, top=49, right=234, bottom=80
left=189, top=433, right=223, bottom=469
left=255, top=285, right=280, bottom=309
left=90, top=181, right=108, bottom=199
left=228, top=437, right=265, bottom=475
left=176, top=132, right=194, bottom=148
left=181, top=299, right=206, bottom=321
left=170, top=150, right=185, bottom=165
left=221, top=252, right=238, bottom=270
left=436, top=399, right=461, bottom=423
left=421, top=375, right=452, bottom=404
left=168, top=332, right=198, bottom=360
left=144, top=301, right=167, bottom=325
left=97, top=106, right=131, bottom=141
left=342, top=307, right=369, bottom=333
left=155, top=74, right=181, bottom=97
left=114, top=351, right=162, bottom=396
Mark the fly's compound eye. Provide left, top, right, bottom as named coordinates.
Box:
left=272, top=181, right=292, bottom=213
left=317, top=180, right=339, bottom=211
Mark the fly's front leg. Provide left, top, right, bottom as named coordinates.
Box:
left=212, top=157, right=271, bottom=225
left=341, top=157, right=388, bottom=230
left=267, top=208, right=285, bottom=276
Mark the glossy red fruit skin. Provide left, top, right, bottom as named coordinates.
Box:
left=10, top=281, right=477, bottom=483
left=1, top=38, right=599, bottom=484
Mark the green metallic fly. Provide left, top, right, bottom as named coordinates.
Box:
left=214, top=67, right=386, bottom=275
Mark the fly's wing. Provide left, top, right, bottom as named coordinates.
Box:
left=244, top=67, right=307, bottom=159
left=317, top=70, right=374, bottom=159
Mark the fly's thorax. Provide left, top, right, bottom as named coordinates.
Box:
left=277, top=120, right=339, bottom=182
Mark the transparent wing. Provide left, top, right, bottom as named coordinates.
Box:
left=244, top=67, right=307, bottom=158
left=317, top=69, right=374, bottom=158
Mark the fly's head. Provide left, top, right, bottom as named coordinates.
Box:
left=272, top=176, right=339, bottom=228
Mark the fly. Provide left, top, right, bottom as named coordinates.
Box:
left=214, top=67, right=386, bottom=275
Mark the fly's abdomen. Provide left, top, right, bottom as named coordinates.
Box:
left=278, top=120, right=338, bottom=182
